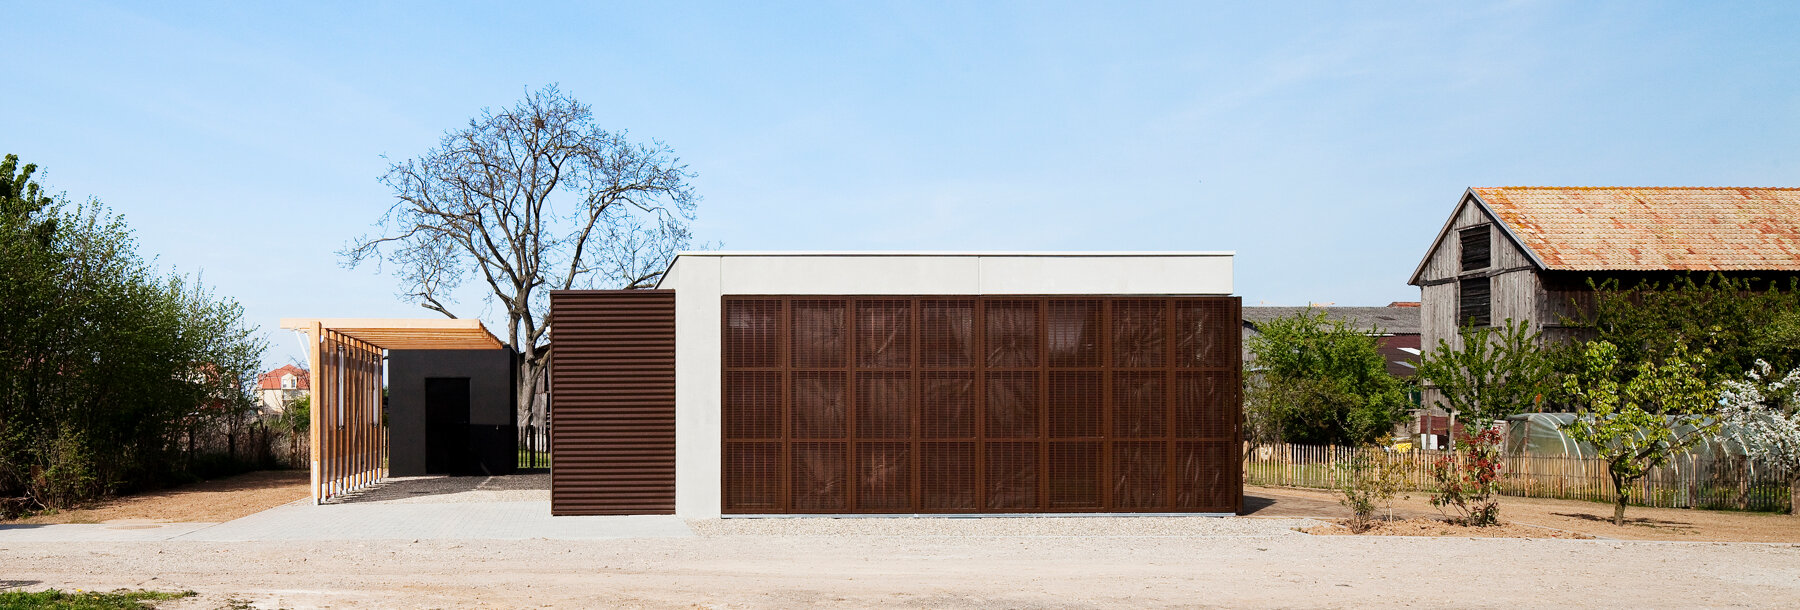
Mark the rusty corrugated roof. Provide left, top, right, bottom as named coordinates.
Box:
left=1472, top=187, right=1800, bottom=271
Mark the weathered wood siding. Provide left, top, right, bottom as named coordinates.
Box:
left=1413, top=195, right=1543, bottom=351
left=1411, top=193, right=1547, bottom=418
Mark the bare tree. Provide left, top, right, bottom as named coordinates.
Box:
left=342, top=84, right=698, bottom=431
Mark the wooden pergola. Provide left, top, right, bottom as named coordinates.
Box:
left=278, top=318, right=505, bottom=503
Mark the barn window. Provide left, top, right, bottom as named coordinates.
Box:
left=1460, top=225, right=1491, bottom=271
left=1459, top=277, right=1491, bottom=327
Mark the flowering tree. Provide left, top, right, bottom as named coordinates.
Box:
left=1718, top=360, right=1800, bottom=516
left=1563, top=341, right=1721, bottom=526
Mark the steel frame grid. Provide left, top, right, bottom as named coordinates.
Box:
left=720, top=295, right=1241, bottom=515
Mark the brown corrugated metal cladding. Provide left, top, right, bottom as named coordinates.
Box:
left=550, top=290, right=676, bottom=515
left=722, top=296, right=1242, bottom=515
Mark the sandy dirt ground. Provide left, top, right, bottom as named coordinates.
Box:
left=6, top=477, right=1800, bottom=607
left=1247, top=485, right=1800, bottom=542
left=1304, top=517, right=1594, bottom=538
left=8, top=470, right=308, bottom=525
left=4, top=528, right=1799, bottom=608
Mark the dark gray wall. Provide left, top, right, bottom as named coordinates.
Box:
left=388, top=348, right=517, bottom=476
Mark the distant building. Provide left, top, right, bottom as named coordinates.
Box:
left=1409, top=186, right=1800, bottom=352
left=1406, top=186, right=1800, bottom=436
left=256, top=364, right=309, bottom=413
left=1242, top=302, right=1422, bottom=378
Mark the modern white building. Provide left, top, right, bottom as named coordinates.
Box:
left=550, top=252, right=1242, bottom=518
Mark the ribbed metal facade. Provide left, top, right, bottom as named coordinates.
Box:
left=721, top=296, right=1242, bottom=515
left=549, top=290, right=677, bottom=515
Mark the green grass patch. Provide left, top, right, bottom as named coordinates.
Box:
left=517, top=450, right=550, bottom=468
left=0, top=589, right=194, bottom=609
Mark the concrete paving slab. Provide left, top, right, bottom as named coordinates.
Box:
left=172, top=500, right=693, bottom=541
left=0, top=522, right=219, bottom=542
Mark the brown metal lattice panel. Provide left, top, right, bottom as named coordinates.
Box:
left=721, top=296, right=1241, bottom=514
left=549, top=290, right=676, bottom=515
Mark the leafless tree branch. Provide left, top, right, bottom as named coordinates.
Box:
left=340, top=84, right=700, bottom=430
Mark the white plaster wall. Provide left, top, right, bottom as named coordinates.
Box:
left=669, top=255, right=724, bottom=517
left=660, top=252, right=1234, bottom=517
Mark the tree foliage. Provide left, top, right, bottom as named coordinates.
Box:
left=1562, top=341, right=1720, bottom=525
left=0, top=155, right=266, bottom=514
left=1415, top=318, right=1555, bottom=429
left=1567, top=274, right=1800, bottom=381
left=1244, top=310, right=1411, bottom=446
left=343, top=85, right=699, bottom=429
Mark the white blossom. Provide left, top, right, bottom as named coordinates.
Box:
left=1718, top=360, right=1800, bottom=473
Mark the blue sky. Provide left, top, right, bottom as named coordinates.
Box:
left=6, top=1, right=1799, bottom=367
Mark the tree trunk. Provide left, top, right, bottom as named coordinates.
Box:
left=1612, top=472, right=1629, bottom=526
left=1791, top=475, right=1799, bottom=517
left=517, top=358, right=543, bottom=431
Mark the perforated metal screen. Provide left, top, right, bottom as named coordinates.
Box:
left=722, top=296, right=1241, bottom=514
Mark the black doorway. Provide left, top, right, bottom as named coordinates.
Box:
left=424, top=377, right=473, bottom=475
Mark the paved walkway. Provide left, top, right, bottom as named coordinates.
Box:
left=0, top=474, right=694, bottom=542
left=0, top=522, right=218, bottom=542
left=181, top=499, right=692, bottom=541
left=0, top=501, right=692, bottom=542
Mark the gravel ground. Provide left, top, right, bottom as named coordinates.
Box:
left=5, top=531, right=1798, bottom=608
left=690, top=515, right=1319, bottom=537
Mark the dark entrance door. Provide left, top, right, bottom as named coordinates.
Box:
left=425, top=377, right=473, bottom=475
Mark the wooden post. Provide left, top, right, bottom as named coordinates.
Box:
left=307, top=322, right=323, bottom=504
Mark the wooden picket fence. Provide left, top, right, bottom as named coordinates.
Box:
left=1243, top=443, right=1795, bottom=513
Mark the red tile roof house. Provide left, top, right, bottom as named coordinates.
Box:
left=1406, top=187, right=1800, bottom=426
left=256, top=364, right=310, bottom=414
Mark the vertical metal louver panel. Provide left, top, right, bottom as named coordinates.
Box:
left=790, top=300, right=847, bottom=368
left=1174, top=300, right=1233, bottom=368
left=856, top=441, right=912, bottom=511
left=1046, top=300, right=1102, bottom=367
left=984, top=441, right=1040, bottom=510
left=855, top=371, right=912, bottom=439
left=1111, top=300, right=1168, bottom=368
left=984, top=299, right=1041, bottom=368
left=724, top=299, right=781, bottom=368
left=920, top=441, right=978, bottom=510
left=920, top=372, right=976, bottom=439
left=720, top=295, right=1242, bottom=515
left=920, top=299, right=976, bottom=367
left=1047, top=441, right=1102, bottom=509
left=855, top=299, right=912, bottom=368
left=984, top=371, right=1040, bottom=439
left=1046, top=371, right=1102, bottom=438
left=790, top=441, right=847, bottom=512
left=790, top=372, right=847, bottom=439
left=549, top=290, right=675, bottom=515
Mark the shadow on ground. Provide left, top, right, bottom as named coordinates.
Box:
left=329, top=473, right=550, bottom=504
left=1551, top=511, right=1698, bottom=530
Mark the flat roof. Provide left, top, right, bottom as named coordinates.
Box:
left=278, top=318, right=505, bottom=350
left=672, top=250, right=1235, bottom=257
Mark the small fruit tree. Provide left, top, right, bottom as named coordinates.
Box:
left=1428, top=427, right=1504, bottom=526
left=1562, top=341, right=1721, bottom=526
